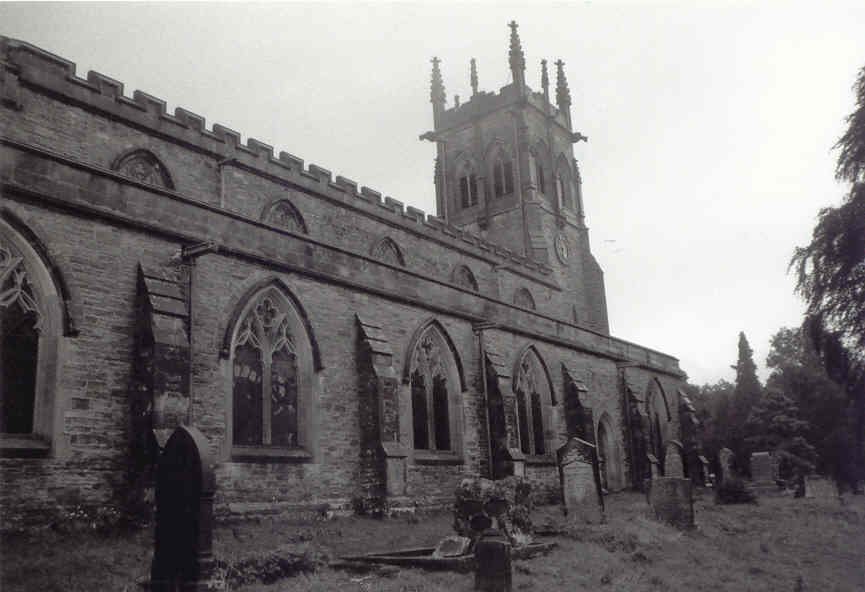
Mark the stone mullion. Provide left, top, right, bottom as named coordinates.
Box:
left=261, top=325, right=273, bottom=446
left=425, top=374, right=436, bottom=451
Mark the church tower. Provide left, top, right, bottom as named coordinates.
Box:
left=420, top=22, right=609, bottom=333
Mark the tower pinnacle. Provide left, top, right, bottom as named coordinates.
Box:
left=508, top=21, right=526, bottom=92
left=430, top=57, right=446, bottom=124
left=555, top=59, right=572, bottom=129
left=470, top=58, right=478, bottom=96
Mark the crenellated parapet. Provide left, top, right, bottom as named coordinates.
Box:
left=0, top=36, right=553, bottom=280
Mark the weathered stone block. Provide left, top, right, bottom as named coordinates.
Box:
left=647, top=477, right=694, bottom=529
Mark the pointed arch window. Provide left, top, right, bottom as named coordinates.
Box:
left=492, top=151, right=514, bottom=198
left=513, top=348, right=554, bottom=457
left=408, top=323, right=462, bottom=453
left=0, top=218, right=63, bottom=456
left=457, top=161, right=479, bottom=209
left=371, top=237, right=406, bottom=267
left=556, top=173, right=573, bottom=210
left=111, top=149, right=174, bottom=189
left=513, top=287, right=536, bottom=310
left=529, top=151, right=546, bottom=195
left=262, top=199, right=308, bottom=234
left=228, top=284, right=318, bottom=460
left=452, top=265, right=479, bottom=292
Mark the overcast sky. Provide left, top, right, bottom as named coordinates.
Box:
left=3, top=2, right=863, bottom=386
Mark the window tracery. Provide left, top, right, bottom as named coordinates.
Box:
left=453, top=265, right=479, bottom=292
left=264, top=200, right=307, bottom=234
left=513, top=348, right=552, bottom=456
left=371, top=237, right=405, bottom=267
left=409, top=326, right=453, bottom=451
left=232, top=290, right=299, bottom=448
left=112, top=150, right=174, bottom=189
left=0, top=242, right=41, bottom=435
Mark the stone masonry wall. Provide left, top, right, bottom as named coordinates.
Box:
left=0, top=37, right=685, bottom=526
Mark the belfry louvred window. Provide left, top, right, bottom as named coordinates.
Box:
left=458, top=162, right=478, bottom=208
left=232, top=290, right=298, bottom=448
left=493, top=153, right=514, bottom=198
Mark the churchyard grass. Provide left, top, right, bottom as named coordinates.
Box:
left=1, top=488, right=863, bottom=591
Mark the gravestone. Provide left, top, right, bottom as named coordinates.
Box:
left=718, top=447, right=735, bottom=483
left=664, top=441, right=685, bottom=478
left=804, top=476, right=837, bottom=499
left=647, top=477, right=694, bottom=529
left=647, top=453, right=661, bottom=479
left=150, top=425, right=220, bottom=592
left=750, top=451, right=776, bottom=493
left=556, top=437, right=604, bottom=523
left=699, top=455, right=711, bottom=486
left=474, top=529, right=512, bottom=592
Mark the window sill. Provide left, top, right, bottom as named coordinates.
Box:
left=231, top=446, right=313, bottom=464
left=0, top=434, right=50, bottom=458
left=413, top=450, right=464, bottom=466
left=525, top=454, right=557, bottom=467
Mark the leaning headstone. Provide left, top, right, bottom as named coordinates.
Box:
left=150, top=425, right=220, bottom=592
left=718, top=447, right=735, bottom=484
left=474, top=528, right=512, bottom=592
left=556, top=437, right=604, bottom=524
left=647, top=477, right=694, bottom=529
left=664, top=441, right=685, bottom=478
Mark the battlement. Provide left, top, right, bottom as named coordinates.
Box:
left=436, top=82, right=570, bottom=133
left=0, top=37, right=553, bottom=278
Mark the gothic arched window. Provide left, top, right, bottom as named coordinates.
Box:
left=408, top=322, right=462, bottom=453
left=513, top=348, right=554, bottom=456
left=529, top=151, right=546, bottom=195
left=646, top=378, right=671, bottom=474
left=262, top=199, right=308, bottom=234
left=492, top=151, right=514, bottom=198
left=111, top=149, right=174, bottom=189
left=554, top=156, right=573, bottom=210
left=452, top=265, right=479, bottom=292
left=371, top=237, right=406, bottom=267
left=457, top=161, right=479, bottom=209
left=229, top=284, right=317, bottom=457
left=0, top=218, right=63, bottom=454
left=513, top=287, right=536, bottom=310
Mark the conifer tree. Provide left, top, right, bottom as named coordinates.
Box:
left=730, top=332, right=764, bottom=471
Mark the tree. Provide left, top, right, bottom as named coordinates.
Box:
left=744, top=390, right=816, bottom=479
left=791, top=64, right=865, bottom=489
left=765, top=327, right=847, bottom=475
left=731, top=332, right=764, bottom=472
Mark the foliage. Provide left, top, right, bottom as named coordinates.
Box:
left=745, top=390, right=812, bottom=454
left=765, top=327, right=847, bottom=477
left=791, top=63, right=865, bottom=489
left=731, top=332, right=765, bottom=472
left=715, top=476, right=757, bottom=505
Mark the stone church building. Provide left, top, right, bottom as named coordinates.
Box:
left=0, top=25, right=688, bottom=527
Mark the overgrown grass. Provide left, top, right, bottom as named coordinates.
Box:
left=2, top=488, right=863, bottom=592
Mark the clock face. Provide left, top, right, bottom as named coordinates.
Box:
left=555, top=234, right=569, bottom=264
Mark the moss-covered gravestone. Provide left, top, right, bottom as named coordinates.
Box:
left=150, top=425, right=220, bottom=591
